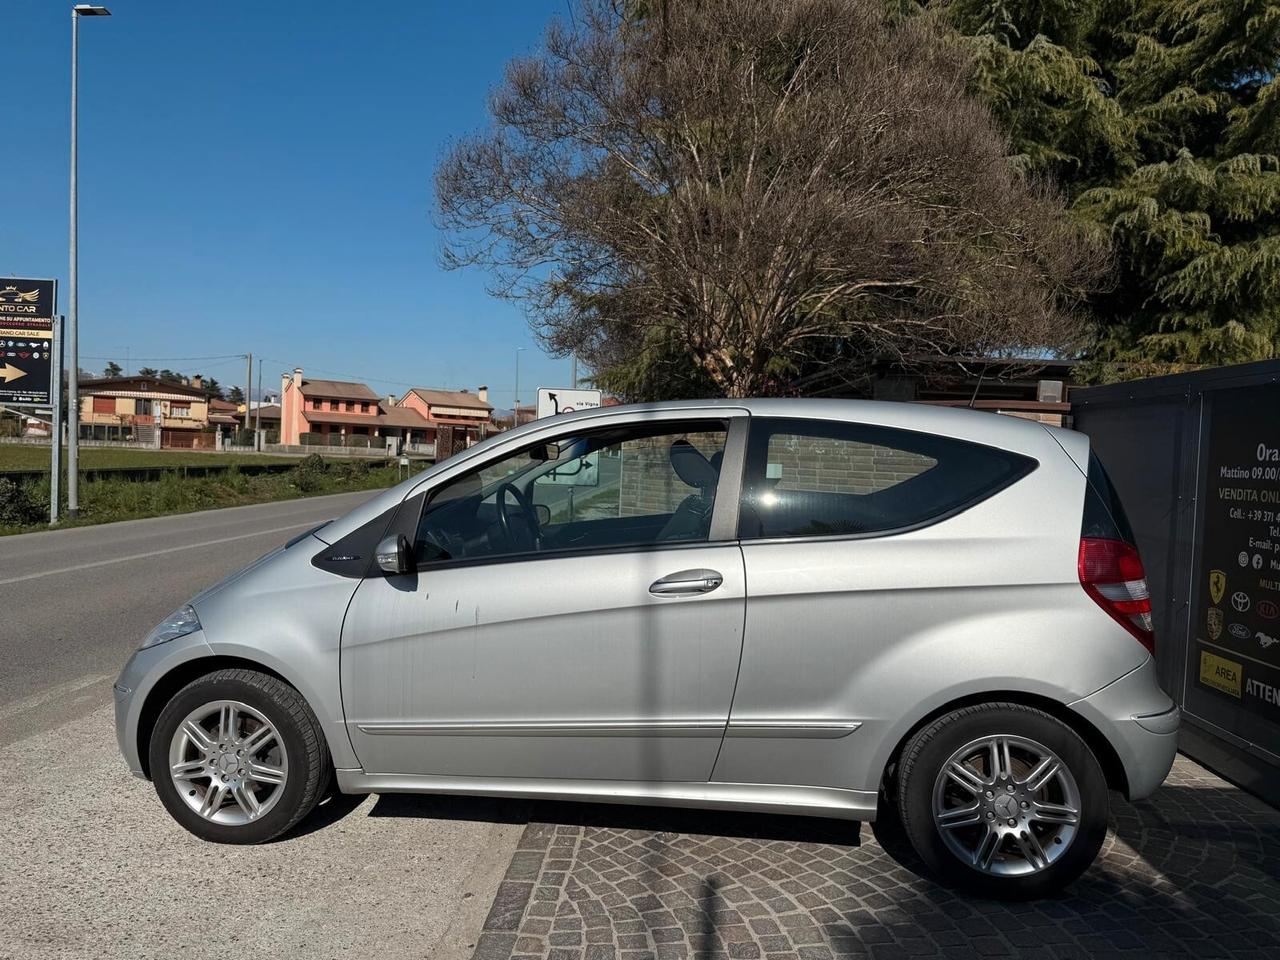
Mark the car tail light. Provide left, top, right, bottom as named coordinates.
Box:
left=1078, top=537, right=1155, bottom=655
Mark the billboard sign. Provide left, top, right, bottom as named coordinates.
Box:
left=0, top=278, right=56, bottom=406
left=536, top=387, right=602, bottom=419
left=1190, top=385, right=1280, bottom=732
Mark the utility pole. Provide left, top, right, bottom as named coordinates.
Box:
left=514, top=346, right=526, bottom=429
left=67, top=5, right=111, bottom=519
left=254, top=357, right=263, bottom=449
left=244, top=352, right=252, bottom=442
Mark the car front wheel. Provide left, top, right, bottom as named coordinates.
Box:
left=149, top=668, right=332, bottom=844
left=895, top=702, right=1109, bottom=899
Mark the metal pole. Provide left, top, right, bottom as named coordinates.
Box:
left=254, top=357, right=262, bottom=449
left=50, top=316, right=65, bottom=524
left=244, top=352, right=252, bottom=444
left=571, top=352, right=578, bottom=387
left=514, top=347, right=524, bottom=429
left=67, top=9, right=80, bottom=518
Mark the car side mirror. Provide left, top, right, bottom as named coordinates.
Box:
left=375, top=533, right=415, bottom=576
left=534, top=503, right=551, bottom=526
left=528, top=441, right=561, bottom=462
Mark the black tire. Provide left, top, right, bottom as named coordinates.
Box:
left=895, top=702, right=1108, bottom=900
left=149, top=668, right=332, bottom=844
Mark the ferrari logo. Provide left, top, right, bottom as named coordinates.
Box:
left=1207, top=607, right=1223, bottom=641
left=1210, top=570, right=1226, bottom=606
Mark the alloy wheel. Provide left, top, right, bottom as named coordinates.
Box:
left=167, top=699, right=289, bottom=826
left=931, top=734, right=1081, bottom=876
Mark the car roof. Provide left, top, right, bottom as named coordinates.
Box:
left=546, top=396, right=1054, bottom=445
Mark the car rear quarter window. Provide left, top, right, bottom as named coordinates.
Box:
left=738, top=417, right=1036, bottom=540
left=1081, top=449, right=1137, bottom=544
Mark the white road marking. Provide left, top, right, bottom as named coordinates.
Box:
left=0, top=673, right=114, bottom=723
left=0, top=520, right=316, bottom=586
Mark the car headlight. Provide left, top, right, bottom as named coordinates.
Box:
left=140, top=605, right=201, bottom=649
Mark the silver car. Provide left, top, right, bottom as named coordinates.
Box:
left=114, top=399, right=1177, bottom=898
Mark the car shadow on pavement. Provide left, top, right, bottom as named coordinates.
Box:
left=274, top=787, right=368, bottom=841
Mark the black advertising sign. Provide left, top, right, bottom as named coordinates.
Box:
left=1190, top=386, right=1280, bottom=736
left=0, top=278, right=56, bottom=406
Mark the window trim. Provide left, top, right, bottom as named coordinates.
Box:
left=736, top=416, right=1038, bottom=545
left=398, top=414, right=749, bottom=573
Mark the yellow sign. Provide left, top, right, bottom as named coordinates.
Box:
left=0, top=326, right=53, bottom=340
left=1199, top=650, right=1242, bottom=698
left=1210, top=569, right=1227, bottom=605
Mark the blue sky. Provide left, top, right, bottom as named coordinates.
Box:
left=2, top=0, right=571, bottom=406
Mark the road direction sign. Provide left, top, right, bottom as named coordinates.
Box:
left=536, top=387, right=602, bottom=418
left=0, top=278, right=56, bottom=406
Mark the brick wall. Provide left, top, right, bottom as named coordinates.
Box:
left=618, top=431, right=726, bottom=517
left=765, top=434, right=935, bottom=495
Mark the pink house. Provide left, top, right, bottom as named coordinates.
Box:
left=396, top=387, right=491, bottom=436
left=278, top=368, right=431, bottom=448
left=277, top=370, right=494, bottom=454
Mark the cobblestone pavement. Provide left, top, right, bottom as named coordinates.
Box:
left=469, top=756, right=1280, bottom=959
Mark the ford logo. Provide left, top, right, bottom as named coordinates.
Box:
left=1228, top=623, right=1252, bottom=640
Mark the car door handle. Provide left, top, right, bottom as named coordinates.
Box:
left=649, top=569, right=724, bottom=597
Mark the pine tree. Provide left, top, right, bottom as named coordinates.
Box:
left=932, top=0, right=1280, bottom=374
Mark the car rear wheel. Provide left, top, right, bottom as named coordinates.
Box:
left=895, top=703, right=1108, bottom=899
left=149, top=668, right=331, bottom=844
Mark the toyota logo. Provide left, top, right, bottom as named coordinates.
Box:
left=1231, top=592, right=1251, bottom=613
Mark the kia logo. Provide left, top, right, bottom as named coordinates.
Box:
left=1228, top=623, right=1252, bottom=640
left=1231, top=591, right=1251, bottom=613
left=1259, top=600, right=1279, bottom=620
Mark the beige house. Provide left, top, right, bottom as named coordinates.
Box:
left=77, top=375, right=212, bottom=447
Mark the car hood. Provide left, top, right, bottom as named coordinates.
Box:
left=186, top=523, right=329, bottom=611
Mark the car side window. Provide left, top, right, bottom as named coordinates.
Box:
left=415, top=420, right=729, bottom=565
left=738, top=418, right=1035, bottom=540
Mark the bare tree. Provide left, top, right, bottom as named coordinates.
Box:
left=437, top=0, right=1104, bottom=399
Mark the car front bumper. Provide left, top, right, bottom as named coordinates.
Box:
left=1069, top=656, right=1179, bottom=801
left=114, top=630, right=216, bottom=779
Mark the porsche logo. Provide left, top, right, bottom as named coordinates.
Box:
left=1207, top=607, right=1223, bottom=641
left=0, top=286, right=40, bottom=304
left=1209, top=570, right=1227, bottom=606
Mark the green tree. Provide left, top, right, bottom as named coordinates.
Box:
left=137, top=367, right=158, bottom=378
left=932, top=0, right=1280, bottom=374
left=102, top=361, right=123, bottom=378
left=226, top=385, right=245, bottom=405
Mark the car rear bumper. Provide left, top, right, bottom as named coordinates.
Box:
left=1069, top=656, right=1179, bottom=801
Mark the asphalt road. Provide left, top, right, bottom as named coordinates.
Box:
left=0, top=492, right=523, bottom=960
left=0, top=491, right=375, bottom=745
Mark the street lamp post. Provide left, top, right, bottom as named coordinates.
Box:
left=67, top=4, right=111, bottom=519
left=513, top=346, right=526, bottom=429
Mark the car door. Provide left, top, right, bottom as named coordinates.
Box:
left=339, top=409, right=749, bottom=783
left=711, top=415, right=1042, bottom=792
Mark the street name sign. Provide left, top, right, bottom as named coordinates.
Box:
left=0, top=278, right=56, bottom=406
left=536, top=387, right=602, bottom=419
